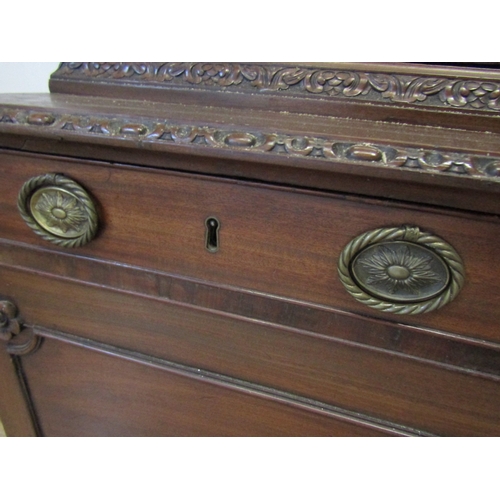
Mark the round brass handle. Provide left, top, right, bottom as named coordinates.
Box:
left=18, top=173, right=99, bottom=248
left=338, top=225, right=465, bottom=315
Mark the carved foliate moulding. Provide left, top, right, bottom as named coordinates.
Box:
left=338, top=226, right=465, bottom=315
left=0, top=300, right=40, bottom=355
left=18, top=173, right=99, bottom=248
left=1, top=107, right=500, bottom=184
left=51, top=62, right=500, bottom=113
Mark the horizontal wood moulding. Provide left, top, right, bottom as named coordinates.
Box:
left=1, top=142, right=498, bottom=217
left=33, top=328, right=425, bottom=436
left=11, top=93, right=500, bottom=148
left=22, top=336, right=410, bottom=437
left=48, top=63, right=500, bottom=118
left=1, top=93, right=500, bottom=162
left=1, top=152, right=499, bottom=342
left=2, top=265, right=499, bottom=436
left=1, top=95, right=500, bottom=214
left=2, top=238, right=500, bottom=380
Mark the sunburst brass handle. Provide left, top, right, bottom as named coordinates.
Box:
left=18, top=173, right=99, bottom=248
left=338, top=225, right=465, bottom=315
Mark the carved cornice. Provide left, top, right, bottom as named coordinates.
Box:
left=338, top=226, right=465, bottom=315
left=51, top=62, right=500, bottom=112
left=1, top=107, right=500, bottom=182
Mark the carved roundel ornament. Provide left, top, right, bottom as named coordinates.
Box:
left=18, top=173, right=99, bottom=248
left=338, top=226, right=465, bottom=314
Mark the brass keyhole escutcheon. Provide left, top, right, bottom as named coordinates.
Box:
left=205, top=217, right=220, bottom=253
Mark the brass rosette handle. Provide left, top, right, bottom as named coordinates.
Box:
left=338, top=226, right=465, bottom=315
left=18, top=173, right=98, bottom=248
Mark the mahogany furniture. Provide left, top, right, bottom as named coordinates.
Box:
left=0, top=62, right=499, bottom=436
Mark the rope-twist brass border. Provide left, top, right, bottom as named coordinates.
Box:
left=337, top=225, right=465, bottom=315
left=18, top=173, right=98, bottom=248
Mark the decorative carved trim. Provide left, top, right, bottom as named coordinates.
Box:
left=0, top=300, right=21, bottom=341
left=6, top=328, right=41, bottom=356
left=0, top=300, right=41, bottom=355
left=1, top=107, right=500, bottom=183
left=52, top=63, right=500, bottom=112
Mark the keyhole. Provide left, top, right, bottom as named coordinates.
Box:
left=205, top=217, right=220, bottom=253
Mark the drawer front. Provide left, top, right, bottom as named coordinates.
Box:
left=2, top=265, right=500, bottom=436
left=1, top=150, right=499, bottom=342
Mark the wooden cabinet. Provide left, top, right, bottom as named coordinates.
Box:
left=1, top=63, right=499, bottom=436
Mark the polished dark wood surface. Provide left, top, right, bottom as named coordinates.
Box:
left=0, top=92, right=499, bottom=215
left=1, top=151, right=498, bottom=341
left=1, top=265, right=499, bottom=435
left=0, top=348, right=36, bottom=437
left=22, top=338, right=401, bottom=437
left=0, top=63, right=499, bottom=436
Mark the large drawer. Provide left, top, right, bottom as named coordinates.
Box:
left=1, top=150, right=499, bottom=342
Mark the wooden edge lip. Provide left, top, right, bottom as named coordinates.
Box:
left=1, top=103, right=499, bottom=197
left=0, top=135, right=499, bottom=217
left=32, top=324, right=428, bottom=437
left=2, top=238, right=500, bottom=382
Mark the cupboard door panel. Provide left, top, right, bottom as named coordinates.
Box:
left=21, top=337, right=394, bottom=437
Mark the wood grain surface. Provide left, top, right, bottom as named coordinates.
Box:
left=2, top=265, right=499, bottom=435
left=21, top=337, right=403, bottom=437
left=1, top=151, right=499, bottom=342
left=1, top=64, right=499, bottom=437
left=0, top=94, right=499, bottom=214
left=0, top=348, right=36, bottom=436
left=2, top=239, right=499, bottom=378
